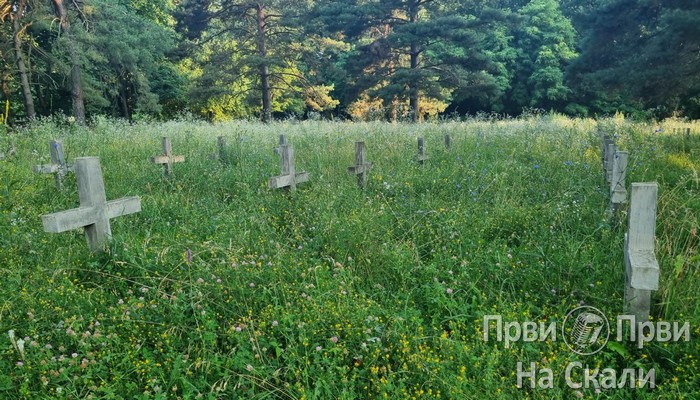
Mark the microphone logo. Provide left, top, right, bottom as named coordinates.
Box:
left=562, top=306, right=610, bottom=355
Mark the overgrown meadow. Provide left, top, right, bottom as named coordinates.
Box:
left=1, top=116, right=698, bottom=399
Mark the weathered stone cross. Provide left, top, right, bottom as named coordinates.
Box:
left=268, top=144, right=308, bottom=191
left=624, top=182, right=659, bottom=322
left=600, top=133, right=614, bottom=182
left=33, top=140, right=73, bottom=189
left=416, top=137, right=428, bottom=165
left=273, top=134, right=287, bottom=155
left=210, top=136, right=228, bottom=162
left=610, top=150, right=629, bottom=210
left=41, top=157, right=141, bottom=252
left=150, top=137, right=184, bottom=175
left=347, top=141, right=372, bottom=188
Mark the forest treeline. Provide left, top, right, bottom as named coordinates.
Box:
left=1, top=0, right=698, bottom=123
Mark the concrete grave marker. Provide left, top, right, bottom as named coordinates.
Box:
left=268, top=144, right=308, bottom=191
left=347, top=141, right=372, bottom=188
left=444, top=134, right=451, bottom=150
left=601, top=133, right=612, bottom=178
left=33, top=140, right=73, bottom=189
left=41, top=157, right=141, bottom=252
left=605, top=142, right=616, bottom=184
left=210, top=136, right=229, bottom=162
left=624, top=182, right=660, bottom=322
left=417, top=137, right=428, bottom=165
left=150, top=137, right=184, bottom=176
left=610, top=150, right=629, bottom=209
left=274, top=134, right=287, bottom=155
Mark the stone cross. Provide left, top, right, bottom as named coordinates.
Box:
left=41, top=157, right=141, bottom=252
left=347, top=141, right=372, bottom=188
left=417, top=137, right=428, bottom=165
left=210, top=136, right=228, bottom=162
left=150, top=137, right=184, bottom=175
left=274, top=134, right=287, bottom=155
left=605, top=142, right=616, bottom=184
left=268, top=144, right=309, bottom=191
left=600, top=133, right=612, bottom=178
left=624, top=182, right=659, bottom=322
left=33, top=140, right=72, bottom=189
left=444, top=134, right=451, bottom=150
left=610, top=150, right=629, bottom=209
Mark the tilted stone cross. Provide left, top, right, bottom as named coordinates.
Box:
left=417, top=137, right=428, bottom=165
left=151, top=137, right=184, bottom=175
left=33, top=140, right=73, bottom=189
left=268, top=144, right=308, bottom=191
left=610, top=150, right=629, bottom=210
left=41, top=157, right=141, bottom=252
left=347, top=141, right=372, bottom=188
left=624, top=182, right=659, bottom=322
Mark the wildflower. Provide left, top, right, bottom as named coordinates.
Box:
left=446, top=288, right=453, bottom=295
left=246, top=364, right=254, bottom=372
left=534, top=164, right=539, bottom=169
left=196, top=278, right=204, bottom=284
left=272, top=320, right=278, bottom=327
left=249, top=282, right=255, bottom=288
left=118, top=299, right=124, bottom=305
left=331, top=336, right=338, bottom=343
left=315, top=346, right=322, bottom=352
left=16, top=361, right=23, bottom=367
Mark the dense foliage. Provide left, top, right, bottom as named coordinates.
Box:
left=1, top=1, right=699, bottom=121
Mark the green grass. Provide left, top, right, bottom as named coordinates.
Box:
left=0, top=115, right=698, bottom=399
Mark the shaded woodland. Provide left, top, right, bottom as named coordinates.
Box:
left=1, top=0, right=698, bottom=123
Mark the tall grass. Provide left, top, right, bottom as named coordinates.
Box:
left=0, top=115, right=697, bottom=399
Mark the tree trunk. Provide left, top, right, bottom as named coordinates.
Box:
left=409, top=4, right=420, bottom=123
left=53, top=0, right=85, bottom=124
left=118, top=76, right=131, bottom=120
left=255, top=4, right=272, bottom=123
left=12, top=0, right=36, bottom=119
left=409, top=44, right=419, bottom=123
